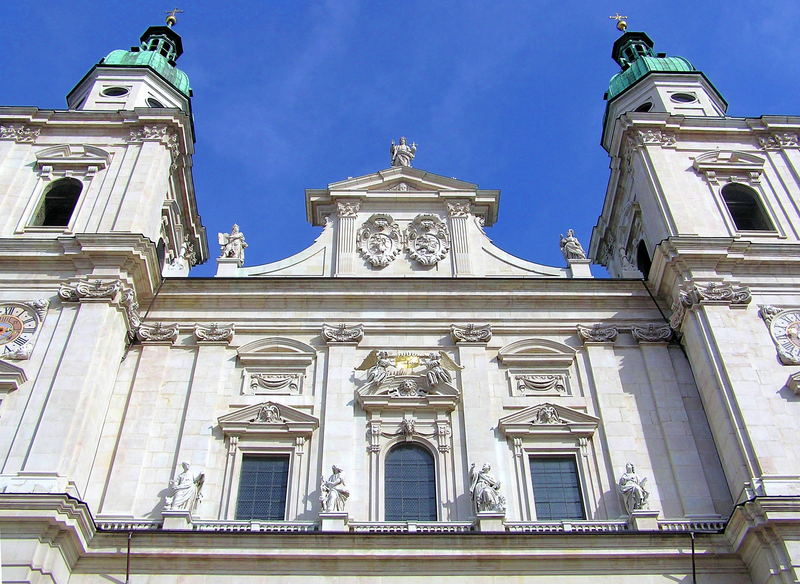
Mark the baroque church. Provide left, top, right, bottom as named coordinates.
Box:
left=0, top=13, right=799, bottom=584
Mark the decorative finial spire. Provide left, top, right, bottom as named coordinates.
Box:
left=165, top=7, right=184, bottom=27
left=609, top=13, right=628, bottom=32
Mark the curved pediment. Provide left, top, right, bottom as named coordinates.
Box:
left=237, top=337, right=316, bottom=368
left=498, top=338, right=577, bottom=367
left=35, top=144, right=111, bottom=173
left=693, top=150, right=765, bottom=177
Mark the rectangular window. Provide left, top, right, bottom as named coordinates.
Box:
left=235, top=455, right=289, bottom=520
left=529, top=456, right=585, bottom=520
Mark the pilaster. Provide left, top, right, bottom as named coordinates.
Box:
left=455, top=341, right=494, bottom=478
left=334, top=200, right=360, bottom=276
left=447, top=201, right=472, bottom=276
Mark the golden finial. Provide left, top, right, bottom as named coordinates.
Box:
left=165, top=7, right=184, bottom=27
left=609, top=13, right=629, bottom=32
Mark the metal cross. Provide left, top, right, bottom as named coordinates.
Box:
left=165, top=7, right=184, bottom=27
left=609, top=13, right=629, bottom=32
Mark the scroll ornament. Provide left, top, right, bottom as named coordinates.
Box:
left=194, top=323, right=234, bottom=343
left=451, top=324, right=492, bottom=343
left=322, top=323, right=364, bottom=343
left=577, top=324, right=618, bottom=343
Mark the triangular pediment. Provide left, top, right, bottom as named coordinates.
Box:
left=218, top=401, right=319, bottom=436
left=329, top=167, right=478, bottom=193
left=498, top=403, right=598, bottom=437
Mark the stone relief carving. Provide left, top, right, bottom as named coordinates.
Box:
left=58, top=279, right=122, bottom=302
left=193, top=323, right=234, bottom=343
left=451, top=323, right=492, bottom=343
left=787, top=371, right=800, bottom=395
left=355, top=350, right=463, bottom=391
left=322, top=323, right=364, bottom=343
left=618, top=463, right=649, bottom=514
left=672, top=281, right=752, bottom=329
left=469, top=463, right=506, bottom=514
left=23, top=299, right=49, bottom=321
left=559, top=229, right=587, bottom=261
left=515, top=374, right=566, bottom=394
left=435, top=422, right=452, bottom=453
left=0, top=124, right=40, bottom=143
left=252, top=402, right=284, bottom=424
left=178, top=235, right=198, bottom=267
left=406, top=214, right=450, bottom=266
left=3, top=344, right=32, bottom=361
left=758, top=133, right=800, bottom=150
left=759, top=304, right=783, bottom=326
left=447, top=201, right=471, bottom=217
left=758, top=306, right=800, bottom=365
left=121, top=289, right=142, bottom=331
left=336, top=200, right=361, bottom=218
left=165, top=462, right=204, bottom=513
left=136, top=322, right=178, bottom=343
left=320, top=465, right=349, bottom=513
left=218, top=224, right=247, bottom=262
left=356, top=214, right=403, bottom=267
left=400, top=418, right=416, bottom=439
left=390, top=136, right=417, bottom=167
left=631, top=323, right=672, bottom=343
left=250, top=373, right=300, bottom=393
left=577, top=324, right=618, bottom=343
left=531, top=404, right=564, bottom=425
left=387, top=181, right=415, bottom=192
left=630, top=128, right=677, bottom=147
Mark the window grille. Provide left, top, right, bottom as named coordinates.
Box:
left=385, top=444, right=436, bottom=521
left=235, top=455, right=289, bottom=520
left=530, top=456, right=585, bottom=520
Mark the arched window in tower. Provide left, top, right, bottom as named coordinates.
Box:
left=385, top=443, right=436, bottom=521
left=721, top=183, right=774, bottom=231
left=32, top=178, right=82, bottom=227
left=636, top=240, right=652, bottom=279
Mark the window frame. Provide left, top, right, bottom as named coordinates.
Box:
left=233, top=451, right=293, bottom=521
left=527, top=453, right=588, bottom=521
left=719, top=181, right=776, bottom=233
left=383, top=441, right=439, bottom=522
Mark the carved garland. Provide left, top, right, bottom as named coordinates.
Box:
left=758, top=133, right=800, bottom=150
left=577, top=324, right=618, bottom=344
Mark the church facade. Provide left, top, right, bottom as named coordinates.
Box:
left=0, top=17, right=798, bottom=584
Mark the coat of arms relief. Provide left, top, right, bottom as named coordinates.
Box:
left=356, top=214, right=403, bottom=267
left=354, top=350, right=463, bottom=396
left=354, top=213, right=451, bottom=268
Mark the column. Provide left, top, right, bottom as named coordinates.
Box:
left=334, top=200, right=360, bottom=276
left=447, top=200, right=472, bottom=276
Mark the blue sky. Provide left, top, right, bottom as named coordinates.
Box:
left=2, top=1, right=798, bottom=277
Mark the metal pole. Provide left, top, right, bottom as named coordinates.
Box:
left=125, top=531, right=132, bottom=584
left=691, top=531, right=697, bottom=584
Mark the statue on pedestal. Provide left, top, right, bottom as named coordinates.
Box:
left=390, top=136, right=417, bottom=167
left=320, top=465, right=350, bottom=512
left=218, top=224, right=248, bottom=261
left=559, top=229, right=587, bottom=261
left=166, top=462, right=204, bottom=512
left=469, top=463, right=506, bottom=513
left=618, top=462, right=649, bottom=514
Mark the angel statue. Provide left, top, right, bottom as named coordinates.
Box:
left=422, top=351, right=463, bottom=387
left=390, top=136, right=417, bottom=167
left=469, top=463, right=506, bottom=514
left=165, top=462, right=205, bottom=513
left=355, top=350, right=394, bottom=388
left=218, top=224, right=248, bottom=262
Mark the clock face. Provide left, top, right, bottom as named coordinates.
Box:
left=0, top=304, right=39, bottom=355
left=770, top=309, right=800, bottom=364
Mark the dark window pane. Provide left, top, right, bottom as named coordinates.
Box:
left=721, top=183, right=773, bottom=231
left=34, top=178, right=82, bottom=227
left=235, top=455, right=289, bottom=520
left=530, top=456, right=585, bottom=520
left=385, top=444, right=436, bottom=521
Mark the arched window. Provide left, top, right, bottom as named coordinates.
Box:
left=721, top=183, right=773, bottom=231
left=32, top=178, right=82, bottom=227
left=636, top=240, right=651, bottom=279
left=385, top=443, right=436, bottom=521
left=156, top=238, right=167, bottom=270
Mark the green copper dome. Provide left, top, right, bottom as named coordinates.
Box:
left=101, top=25, right=191, bottom=97
left=606, top=31, right=695, bottom=100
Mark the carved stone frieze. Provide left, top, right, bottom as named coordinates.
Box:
left=406, top=214, right=450, bottom=266
left=336, top=200, right=361, bottom=218
left=357, top=214, right=402, bottom=267
left=388, top=379, right=427, bottom=397
left=758, top=133, right=800, bottom=150
left=631, top=323, right=672, bottom=343
left=577, top=324, right=618, bottom=344
left=356, top=349, right=462, bottom=392
left=447, top=201, right=471, bottom=217
left=0, top=124, right=40, bottom=143
left=531, top=404, right=565, bottom=425
left=58, top=279, right=122, bottom=302
left=136, top=322, right=178, bottom=344
left=193, top=323, right=234, bottom=344
left=250, top=373, right=300, bottom=393
left=251, top=402, right=285, bottom=424
left=387, top=181, right=415, bottom=192
left=322, top=323, right=364, bottom=343
left=121, top=289, right=142, bottom=331
left=515, top=374, right=566, bottom=394
left=451, top=324, right=492, bottom=343
left=631, top=128, right=677, bottom=148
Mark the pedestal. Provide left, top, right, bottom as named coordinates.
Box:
left=162, top=509, right=193, bottom=531
left=475, top=511, right=505, bottom=532
left=568, top=258, right=593, bottom=278
left=319, top=511, right=349, bottom=532
left=628, top=509, right=660, bottom=531
left=621, top=267, right=644, bottom=279
left=215, top=256, right=242, bottom=277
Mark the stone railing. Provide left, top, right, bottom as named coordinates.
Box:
left=96, top=520, right=162, bottom=531
left=192, top=520, right=318, bottom=533
left=657, top=520, right=726, bottom=533
left=505, top=521, right=630, bottom=533
left=349, top=521, right=474, bottom=534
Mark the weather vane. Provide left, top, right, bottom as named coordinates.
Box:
left=165, top=7, right=184, bottom=27
left=609, top=13, right=628, bottom=32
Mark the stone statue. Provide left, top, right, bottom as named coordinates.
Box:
left=166, top=462, right=204, bottom=512
left=254, top=403, right=282, bottom=423
left=469, top=463, right=506, bottom=513
left=559, top=229, right=587, bottom=261
left=422, top=351, right=462, bottom=386
left=218, top=223, right=248, bottom=261
left=320, top=465, right=349, bottom=512
left=618, top=462, right=649, bottom=514
left=390, top=136, right=417, bottom=167
left=356, top=350, right=393, bottom=387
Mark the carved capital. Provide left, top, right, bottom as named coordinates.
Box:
left=693, top=282, right=751, bottom=305
left=121, top=288, right=142, bottom=332
left=322, top=323, right=363, bottom=344
left=451, top=323, right=492, bottom=343
left=631, top=323, right=672, bottom=343
left=577, top=324, right=618, bottom=344
left=58, top=279, right=122, bottom=302
left=194, top=323, right=234, bottom=344
left=0, top=124, right=40, bottom=143
left=758, top=132, right=800, bottom=150
left=631, top=128, right=676, bottom=148
left=336, top=200, right=361, bottom=218
left=447, top=201, right=471, bottom=217
left=136, top=322, right=178, bottom=344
